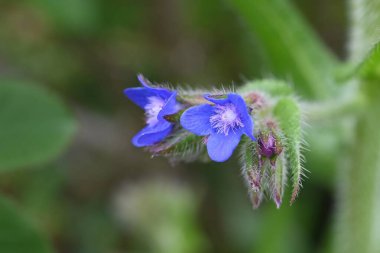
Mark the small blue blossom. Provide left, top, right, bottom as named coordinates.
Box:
left=180, top=93, right=255, bottom=162
left=124, top=75, right=181, bottom=147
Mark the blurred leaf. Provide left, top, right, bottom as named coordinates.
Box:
left=348, top=0, right=380, bottom=62
left=0, top=195, right=53, bottom=253
left=0, top=80, right=76, bottom=171
left=356, top=41, right=380, bottom=80
left=273, top=97, right=303, bottom=204
left=226, top=0, right=338, bottom=99
left=336, top=42, right=380, bottom=82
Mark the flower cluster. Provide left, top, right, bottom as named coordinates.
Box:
left=125, top=75, right=255, bottom=162
left=124, top=75, right=304, bottom=209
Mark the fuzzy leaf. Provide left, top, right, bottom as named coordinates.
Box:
left=273, top=97, right=302, bottom=204
left=349, top=0, right=380, bottom=62
left=357, top=41, right=380, bottom=79
left=337, top=41, right=380, bottom=81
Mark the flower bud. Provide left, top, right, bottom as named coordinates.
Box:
left=258, top=131, right=282, bottom=159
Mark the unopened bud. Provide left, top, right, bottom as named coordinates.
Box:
left=258, top=131, right=283, bottom=159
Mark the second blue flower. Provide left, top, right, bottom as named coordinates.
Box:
left=180, top=93, right=255, bottom=162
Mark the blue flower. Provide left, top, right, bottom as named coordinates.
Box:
left=180, top=93, right=255, bottom=162
left=124, top=75, right=181, bottom=147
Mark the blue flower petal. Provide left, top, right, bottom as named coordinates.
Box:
left=132, top=121, right=172, bottom=147
left=207, top=132, right=242, bottom=162
left=228, top=93, right=255, bottom=140
left=124, top=87, right=173, bottom=109
left=124, top=87, right=157, bottom=108
left=180, top=104, right=213, bottom=136
left=158, top=91, right=180, bottom=120
left=204, top=94, right=230, bottom=105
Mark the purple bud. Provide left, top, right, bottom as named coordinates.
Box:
left=258, top=131, right=283, bottom=159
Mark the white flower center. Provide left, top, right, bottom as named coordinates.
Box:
left=144, top=96, right=165, bottom=126
left=210, top=103, right=244, bottom=135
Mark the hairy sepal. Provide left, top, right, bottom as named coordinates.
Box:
left=148, top=129, right=205, bottom=162
left=273, top=97, right=303, bottom=204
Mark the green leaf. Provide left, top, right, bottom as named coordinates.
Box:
left=357, top=41, right=380, bottom=79
left=237, top=79, right=293, bottom=97
left=273, top=97, right=303, bottom=204
left=0, top=80, right=76, bottom=171
left=0, top=195, right=53, bottom=253
left=337, top=42, right=380, bottom=81
left=226, top=0, right=338, bottom=99
left=348, top=0, right=380, bottom=62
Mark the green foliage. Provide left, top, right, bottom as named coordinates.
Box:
left=349, top=0, right=380, bottom=62
left=226, top=0, right=338, bottom=99
left=338, top=42, right=380, bottom=81
left=1, top=0, right=380, bottom=252
left=0, top=196, right=53, bottom=253
left=357, top=41, right=380, bottom=79
left=273, top=97, right=303, bottom=204
left=0, top=80, right=76, bottom=171
left=330, top=1, right=380, bottom=252
left=30, top=0, right=100, bottom=34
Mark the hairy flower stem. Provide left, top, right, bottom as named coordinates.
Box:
left=334, top=1, right=380, bottom=252
left=335, top=81, right=380, bottom=253
left=303, top=91, right=364, bottom=123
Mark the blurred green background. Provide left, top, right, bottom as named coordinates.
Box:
left=0, top=0, right=348, bottom=252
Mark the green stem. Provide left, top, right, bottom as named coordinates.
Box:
left=334, top=1, right=380, bottom=252
left=303, top=88, right=364, bottom=122
left=334, top=81, right=380, bottom=253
